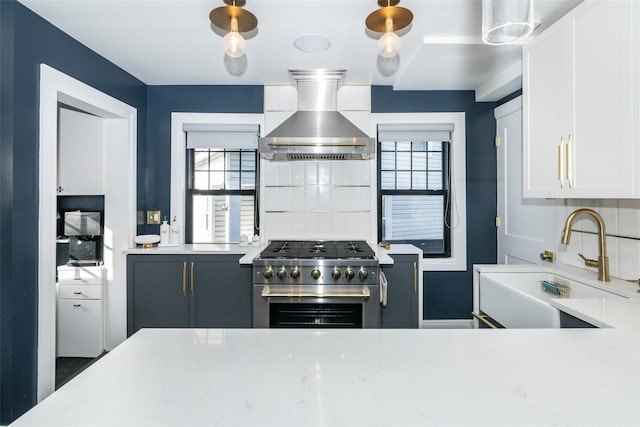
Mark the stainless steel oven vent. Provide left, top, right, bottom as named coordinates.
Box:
left=286, top=152, right=351, bottom=161
left=259, top=69, right=374, bottom=161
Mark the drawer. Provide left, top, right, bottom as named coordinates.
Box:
left=56, top=298, right=104, bottom=358
left=58, top=283, right=102, bottom=300
left=57, top=266, right=104, bottom=285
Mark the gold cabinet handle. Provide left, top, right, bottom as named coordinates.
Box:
left=557, top=137, right=564, bottom=188
left=471, top=312, right=498, bottom=329
left=190, top=262, right=195, bottom=296
left=566, top=134, right=572, bottom=188
left=182, top=262, right=187, bottom=297
left=413, top=262, right=417, bottom=295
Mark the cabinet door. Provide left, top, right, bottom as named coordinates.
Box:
left=56, top=299, right=103, bottom=357
left=127, top=255, right=189, bottom=336
left=57, top=107, right=104, bottom=195
left=569, top=0, right=634, bottom=197
left=189, top=255, right=252, bottom=328
left=381, top=254, right=419, bottom=328
left=523, top=22, right=570, bottom=198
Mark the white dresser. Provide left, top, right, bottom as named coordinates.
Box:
left=56, top=266, right=105, bottom=358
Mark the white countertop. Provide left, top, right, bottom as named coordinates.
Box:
left=12, top=327, right=640, bottom=426
left=551, top=298, right=640, bottom=330
left=123, top=243, right=256, bottom=255
left=123, top=242, right=413, bottom=265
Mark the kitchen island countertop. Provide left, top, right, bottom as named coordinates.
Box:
left=11, top=327, right=639, bottom=426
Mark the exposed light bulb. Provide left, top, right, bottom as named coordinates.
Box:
left=224, top=31, right=245, bottom=57
left=377, top=17, right=400, bottom=59
left=223, top=16, right=245, bottom=58
left=378, top=31, right=400, bottom=58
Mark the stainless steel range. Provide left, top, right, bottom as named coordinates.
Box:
left=252, top=240, right=381, bottom=328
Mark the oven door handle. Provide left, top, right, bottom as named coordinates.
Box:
left=261, top=286, right=371, bottom=299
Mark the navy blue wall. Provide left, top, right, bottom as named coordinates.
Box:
left=371, top=87, right=498, bottom=319
left=0, top=2, right=146, bottom=423
left=141, top=86, right=263, bottom=235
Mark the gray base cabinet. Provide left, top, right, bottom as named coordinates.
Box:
left=381, top=254, right=419, bottom=328
left=127, top=254, right=251, bottom=336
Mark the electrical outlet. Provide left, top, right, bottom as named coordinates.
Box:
left=147, top=210, right=161, bottom=224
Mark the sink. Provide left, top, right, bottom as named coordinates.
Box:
left=479, top=272, right=625, bottom=328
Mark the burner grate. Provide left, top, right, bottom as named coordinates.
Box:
left=259, top=240, right=375, bottom=260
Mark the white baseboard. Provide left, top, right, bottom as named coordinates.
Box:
left=420, top=319, right=474, bottom=329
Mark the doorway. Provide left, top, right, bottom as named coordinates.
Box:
left=38, top=64, right=137, bottom=401
left=495, top=96, right=560, bottom=265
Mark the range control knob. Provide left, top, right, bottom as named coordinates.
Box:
left=311, top=269, right=321, bottom=280
left=344, top=269, right=355, bottom=280
left=359, top=269, right=369, bottom=280
left=262, top=268, right=273, bottom=279
left=290, top=268, right=301, bottom=279
left=277, top=268, right=287, bottom=280
left=331, top=268, right=341, bottom=280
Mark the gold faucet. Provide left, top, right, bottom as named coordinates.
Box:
left=561, top=208, right=610, bottom=282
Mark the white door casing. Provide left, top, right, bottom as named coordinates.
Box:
left=496, top=96, right=560, bottom=265
left=38, top=64, right=136, bottom=401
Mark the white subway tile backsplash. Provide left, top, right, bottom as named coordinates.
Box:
left=262, top=187, right=280, bottom=211
left=291, top=163, right=305, bottom=184
left=318, top=163, right=331, bottom=185
left=617, top=239, right=640, bottom=280
left=305, top=162, right=318, bottom=185
left=618, top=200, right=640, bottom=238
left=278, top=163, right=292, bottom=186
left=331, top=163, right=348, bottom=185
left=288, top=187, right=303, bottom=209
left=317, top=186, right=331, bottom=210
left=596, top=200, right=619, bottom=235
left=304, top=186, right=319, bottom=210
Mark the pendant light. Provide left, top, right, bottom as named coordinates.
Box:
left=366, top=0, right=413, bottom=59
left=209, top=0, right=257, bottom=58
left=482, top=0, right=534, bottom=45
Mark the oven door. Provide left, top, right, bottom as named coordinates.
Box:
left=253, top=285, right=380, bottom=328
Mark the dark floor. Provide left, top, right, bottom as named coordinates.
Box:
left=55, top=352, right=107, bottom=390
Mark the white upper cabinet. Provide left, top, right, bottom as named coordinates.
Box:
left=57, top=107, right=105, bottom=195
left=523, top=0, right=638, bottom=198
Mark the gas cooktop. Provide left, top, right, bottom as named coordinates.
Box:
left=259, top=240, right=376, bottom=260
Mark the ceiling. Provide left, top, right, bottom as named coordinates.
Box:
left=18, top=0, right=582, bottom=101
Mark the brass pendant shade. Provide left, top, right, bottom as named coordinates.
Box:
left=209, top=1, right=257, bottom=33
left=365, top=0, right=413, bottom=59
left=365, top=5, right=413, bottom=33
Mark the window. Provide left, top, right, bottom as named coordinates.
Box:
left=378, top=138, right=451, bottom=257
left=186, top=149, right=257, bottom=243
left=183, top=123, right=260, bottom=243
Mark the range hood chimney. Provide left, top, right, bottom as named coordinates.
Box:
left=259, top=69, right=375, bottom=161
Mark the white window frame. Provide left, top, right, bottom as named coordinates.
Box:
left=170, top=113, right=264, bottom=244
left=370, top=113, right=467, bottom=271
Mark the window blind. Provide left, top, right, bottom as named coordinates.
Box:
left=184, top=124, right=259, bottom=150
left=377, top=123, right=454, bottom=142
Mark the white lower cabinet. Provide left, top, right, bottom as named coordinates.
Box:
left=56, top=266, right=105, bottom=358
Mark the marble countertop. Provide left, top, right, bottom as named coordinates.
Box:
left=550, top=298, right=640, bottom=330
left=123, top=242, right=416, bottom=265
left=12, top=327, right=640, bottom=426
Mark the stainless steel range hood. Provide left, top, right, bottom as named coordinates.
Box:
left=259, top=70, right=374, bottom=161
